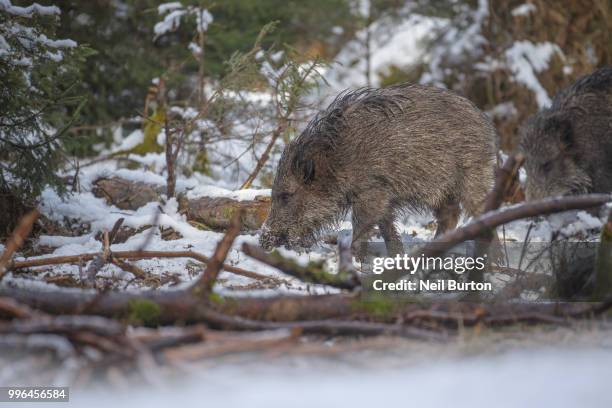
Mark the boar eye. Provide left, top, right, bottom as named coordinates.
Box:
left=542, top=160, right=553, bottom=173
left=278, top=192, right=292, bottom=202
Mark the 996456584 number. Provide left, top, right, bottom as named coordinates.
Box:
left=0, top=387, right=69, bottom=402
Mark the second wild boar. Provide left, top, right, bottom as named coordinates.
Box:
left=520, top=66, right=612, bottom=200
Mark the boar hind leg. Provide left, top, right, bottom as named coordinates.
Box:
left=433, top=198, right=461, bottom=238
left=378, top=215, right=404, bottom=257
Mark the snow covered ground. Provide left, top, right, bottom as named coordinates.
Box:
left=17, top=326, right=612, bottom=408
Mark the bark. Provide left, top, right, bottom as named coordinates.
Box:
left=183, top=195, right=269, bottom=232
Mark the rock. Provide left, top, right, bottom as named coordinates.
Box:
left=92, top=177, right=162, bottom=210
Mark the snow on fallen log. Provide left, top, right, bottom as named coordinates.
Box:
left=91, top=177, right=270, bottom=232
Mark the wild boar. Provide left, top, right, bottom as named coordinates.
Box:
left=260, top=83, right=498, bottom=255
left=520, top=66, right=612, bottom=200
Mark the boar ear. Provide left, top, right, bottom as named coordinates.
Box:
left=291, top=145, right=332, bottom=185
left=544, top=115, right=573, bottom=150
left=302, top=158, right=316, bottom=184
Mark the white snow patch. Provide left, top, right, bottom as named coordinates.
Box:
left=112, top=129, right=144, bottom=152
left=157, top=2, right=183, bottom=14
left=186, top=185, right=270, bottom=201
left=511, top=3, right=536, bottom=17
left=322, top=13, right=443, bottom=91
left=505, top=41, right=563, bottom=108
left=0, top=0, right=60, bottom=17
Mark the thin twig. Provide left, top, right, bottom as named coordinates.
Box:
left=84, top=230, right=111, bottom=285
left=240, top=119, right=287, bottom=189
left=108, top=218, right=125, bottom=245
left=111, top=257, right=147, bottom=279
left=0, top=209, right=39, bottom=282
left=192, top=210, right=243, bottom=296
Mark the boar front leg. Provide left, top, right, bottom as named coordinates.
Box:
left=352, top=197, right=402, bottom=261
left=351, top=205, right=377, bottom=262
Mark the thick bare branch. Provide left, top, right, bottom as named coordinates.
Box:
left=418, top=193, right=612, bottom=259
left=242, top=243, right=360, bottom=290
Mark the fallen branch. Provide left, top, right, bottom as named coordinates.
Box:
left=107, top=217, right=126, bottom=245
left=9, top=250, right=273, bottom=282
left=418, top=193, right=612, bottom=259
left=401, top=308, right=570, bottom=327
left=183, top=195, right=270, bottom=232
left=160, top=328, right=298, bottom=361
left=0, top=333, right=77, bottom=359
left=242, top=243, right=361, bottom=290
left=2, top=285, right=610, bottom=335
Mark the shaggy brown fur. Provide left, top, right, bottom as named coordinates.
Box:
left=260, top=83, right=498, bottom=255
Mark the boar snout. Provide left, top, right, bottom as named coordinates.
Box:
left=259, top=223, right=290, bottom=250
left=258, top=224, right=275, bottom=250
left=259, top=221, right=317, bottom=251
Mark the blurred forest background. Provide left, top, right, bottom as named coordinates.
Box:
left=2, top=0, right=612, bottom=234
